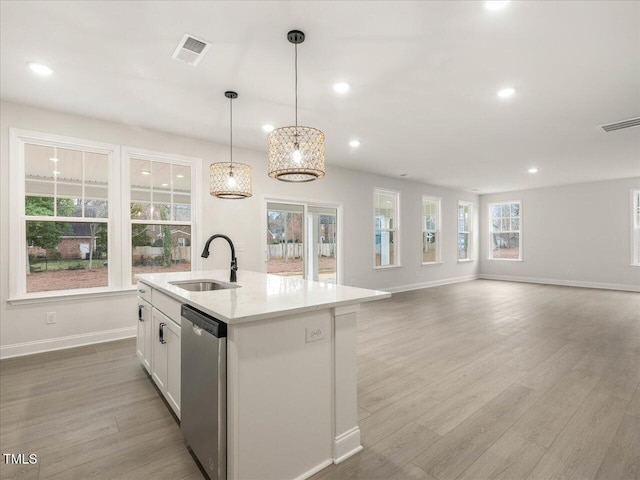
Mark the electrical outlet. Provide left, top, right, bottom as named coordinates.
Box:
left=236, top=242, right=246, bottom=252
left=306, top=326, right=326, bottom=343
left=46, top=312, right=56, bottom=325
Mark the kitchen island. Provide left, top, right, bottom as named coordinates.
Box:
left=135, top=269, right=390, bottom=480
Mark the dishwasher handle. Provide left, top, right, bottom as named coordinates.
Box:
left=181, top=304, right=227, bottom=338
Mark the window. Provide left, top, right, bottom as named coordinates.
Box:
left=374, top=189, right=400, bottom=268
left=9, top=129, right=200, bottom=298
left=422, top=196, right=441, bottom=264
left=489, top=201, right=521, bottom=260
left=633, top=190, right=640, bottom=266
left=457, top=201, right=472, bottom=261
left=16, top=134, right=115, bottom=294
left=127, top=150, right=194, bottom=284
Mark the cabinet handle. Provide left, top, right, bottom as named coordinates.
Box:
left=138, top=288, right=146, bottom=293
left=138, top=304, right=144, bottom=321
left=159, top=322, right=166, bottom=344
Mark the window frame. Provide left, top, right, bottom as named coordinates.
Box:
left=10, top=129, right=120, bottom=300
left=373, top=188, right=401, bottom=269
left=457, top=200, right=473, bottom=262
left=488, top=200, right=523, bottom=262
left=8, top=129, right=201, bottom=302
left=632, top=189, right=640, bottom=267
left=121, top=146, right=201, bottom=288
left=422, top=195, right=442, bottom=265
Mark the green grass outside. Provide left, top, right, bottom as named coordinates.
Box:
left=29, top=258, right=107, bottom=272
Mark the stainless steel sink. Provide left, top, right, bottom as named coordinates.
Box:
left=169, top=280, right=239, bottom=292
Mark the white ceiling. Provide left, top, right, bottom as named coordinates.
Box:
left=1, top=0, right=639, bottom=193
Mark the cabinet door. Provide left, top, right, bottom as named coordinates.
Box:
left=152, top=308, right=169, bottom=393
left=136, top=298, right=152, bottom=373
left=164, top=319, right=181, bottom=418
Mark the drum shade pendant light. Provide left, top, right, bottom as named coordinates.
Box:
left=210, top=91, right=252, bottom=199
left=268, top=30, right=325, bottom=182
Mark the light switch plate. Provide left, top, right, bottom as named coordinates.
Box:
left=306, top=326, right=326, bottom=343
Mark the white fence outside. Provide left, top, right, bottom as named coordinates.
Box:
left=133, top=246, right=191, bottom=262
left=267, top=243, right=336, bottom=259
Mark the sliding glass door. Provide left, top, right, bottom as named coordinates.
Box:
left=308, top=206, right=337, bottom=283
left=266, top=201, right=339, bottom=284
left=266, top=202, right=305, bottom=279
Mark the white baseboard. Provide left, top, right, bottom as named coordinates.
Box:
left=0, top=326, right=137, bottom=359
left=293, top=459, right=333, bottom=480
left=478, top=274, right=640, bottom=293
left=385, top=274, right=479, bottom=293
left=333, top=426, right=363, bottom=464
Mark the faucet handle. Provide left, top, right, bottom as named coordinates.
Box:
left=231, top=258, right=238, bottom=271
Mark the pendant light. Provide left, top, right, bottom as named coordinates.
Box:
left=268, top=30, right=325, bottom=182
left=210, top=91, right=252, bottom=199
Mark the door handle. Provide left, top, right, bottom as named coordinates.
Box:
left=138, top=304, right=144, bottom=321
left=159, top=322, right=166, bottom=344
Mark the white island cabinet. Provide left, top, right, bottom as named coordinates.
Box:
left=136, top=281, right=182, bottom=419
left=135, top=270, right=390, bottom=480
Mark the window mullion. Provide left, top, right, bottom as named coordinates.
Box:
left=53, top=146, right=58, bottom=216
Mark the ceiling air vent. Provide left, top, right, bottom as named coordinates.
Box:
left=172, top=34, right=211, bottom=66
left=600, top=117, right=640, bottom=133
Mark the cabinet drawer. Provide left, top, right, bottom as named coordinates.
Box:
left=153, top=290, right=182, bottom=325
left=136, top=282, right=152, bottom=303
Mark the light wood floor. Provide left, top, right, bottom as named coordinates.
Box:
left=1, top=280, right=639, bottom=480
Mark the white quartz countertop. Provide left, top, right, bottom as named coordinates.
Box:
left=135, top=270, right=391, bottom=324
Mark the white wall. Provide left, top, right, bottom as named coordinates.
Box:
left=0, top=101, right=479, bottom=356
left=479, top=177, right=640, bottom=291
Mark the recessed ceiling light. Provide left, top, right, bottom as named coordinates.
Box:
left=262, top=124, right=275, bottom=133
left=485, top=1, right=510, bottom=10
left=28, top=62, right=53, bottom=76
left=141, top=171, right=151, bottom=175
left=333, top=82, right=350, bottom=94
left=161, top=183, right=168, bottom=187
left=176, top=174, right=184, bottom=178
left=528, top=167, right=538, bottom=174
left=497, top=87, right=516, bottom=98
left=349, top=139, right=360, bottom=148
left=49, top=157, right=58, bottom=162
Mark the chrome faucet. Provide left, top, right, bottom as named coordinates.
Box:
left=201, top=234, right=238, bottom=283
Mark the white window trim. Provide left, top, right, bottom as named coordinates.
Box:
left=121, top=146, right=202, bottom=288
left=9, top=129, right=121, bottom=301
left=374, top=188, right=401, bottom=269
left=457, top=200, right=474, bottom=262
left=422, top=195, right=442, bottom=265
left=8, top=129, right=201, bottom=302
left=632, top=189, right=640, bottom=267
left=488, top=200, right=523, bottom=262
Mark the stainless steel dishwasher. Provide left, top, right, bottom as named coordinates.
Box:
left=181, top=304, right=227, bottom=480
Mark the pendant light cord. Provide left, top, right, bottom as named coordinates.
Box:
left=229, top=96, right=233, bottom=169
left=295, top=42, right=298, bottom=129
